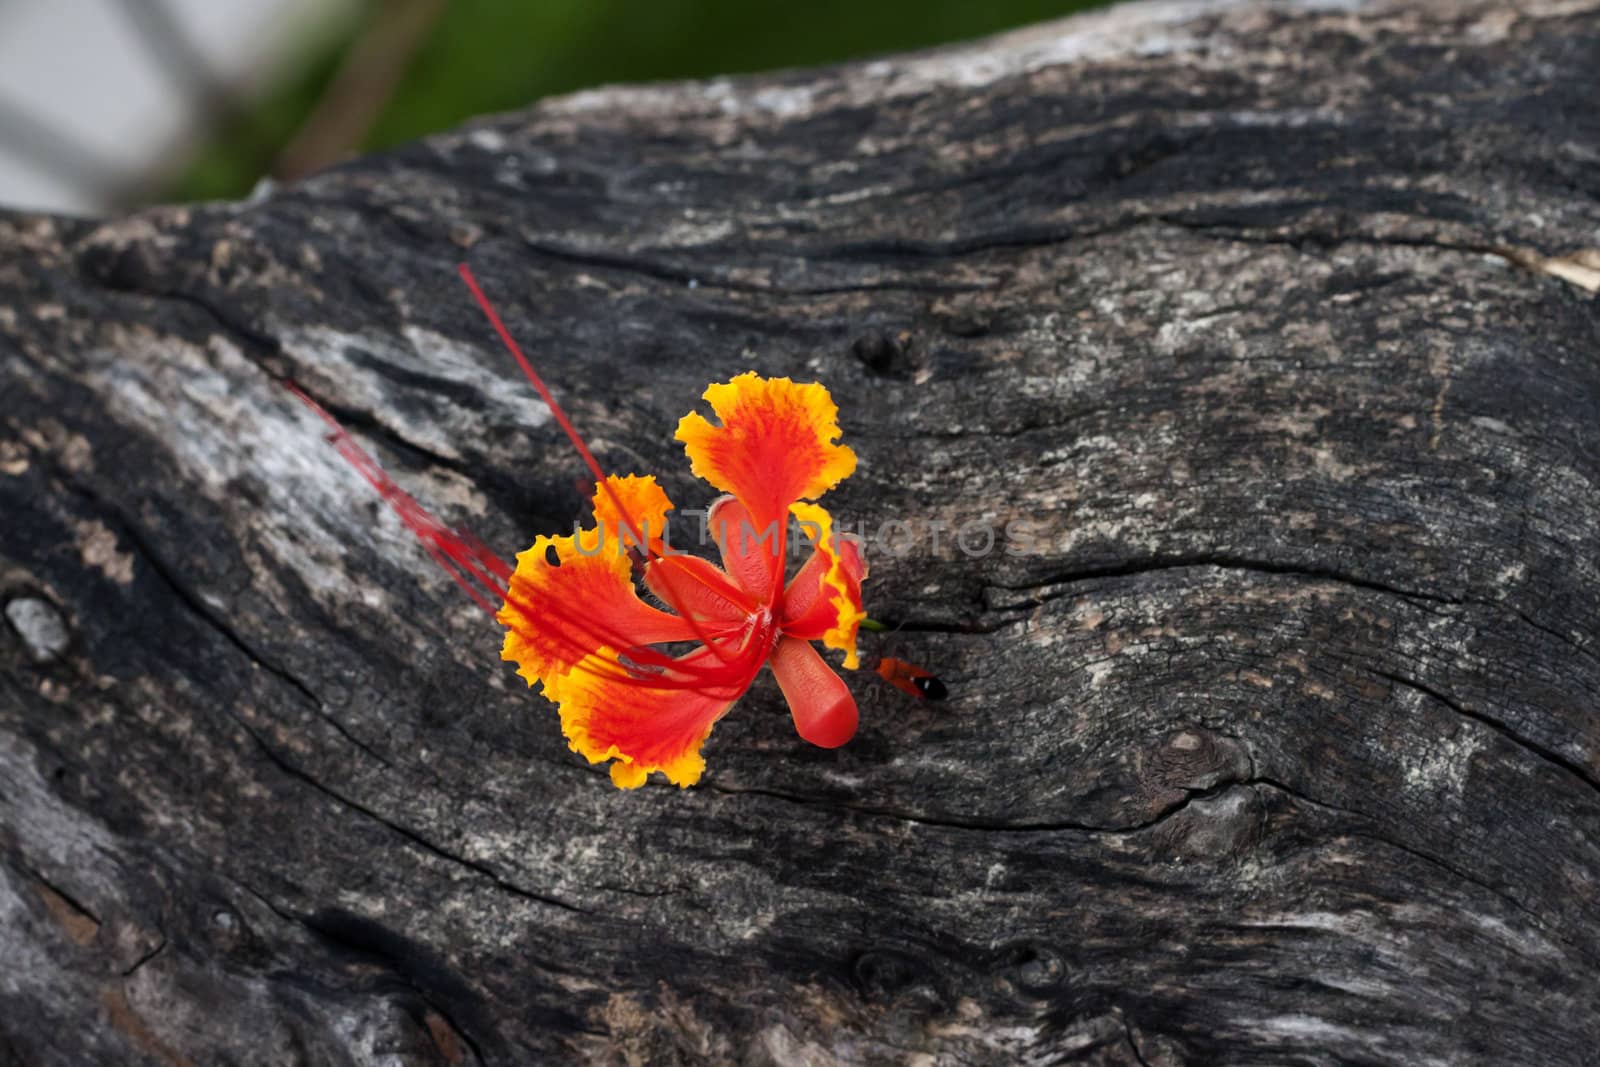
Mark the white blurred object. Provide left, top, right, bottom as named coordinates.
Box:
left=0, top=0, right=360, bottom=215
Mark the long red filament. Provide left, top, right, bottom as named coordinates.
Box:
left=291, top=405, right=751, bottom=685
left=499, top=578, right=760, bottom=689
left=288, top=381, right=752, bottom=690
left=288, top=382, right=511, bottom=616
left=457, top=264, right=610, bottom=498
left=289, top=265, right=791, bottom=697
left=455, top=262, right=742, bottom=664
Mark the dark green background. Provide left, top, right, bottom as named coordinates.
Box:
left=177, top=0, right=1104, bottom=201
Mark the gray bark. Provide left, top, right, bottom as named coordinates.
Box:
left=3, top=0, right=1600, bottom=1063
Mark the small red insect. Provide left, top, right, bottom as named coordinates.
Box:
left=875, top=657, right=948, bottom=701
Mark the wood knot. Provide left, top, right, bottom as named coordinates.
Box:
left=1153, top=786, right=1266, bottom=863
left=851, top=328, right=918, bottom=378
left=993, top=941, right=1067, bottom=997
left=1146, top=729, right=1251, bottom=793
left=850, top=947, right=943, bottom=1003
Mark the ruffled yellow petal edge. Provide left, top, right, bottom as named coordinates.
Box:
left=790, top=501, right=868, bottom=670
left=554, top=650, right=724, bottom=789
left=675, top=372, right=857, bottom=521
left=566, top=717, right=710, bottom=790
left=575, top=731, right=712, bottom=790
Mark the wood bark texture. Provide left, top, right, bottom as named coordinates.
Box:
left=4, top=0, right=1600, bottom=1063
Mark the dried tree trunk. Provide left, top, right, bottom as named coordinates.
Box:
left=4, top=1, right=1599, bottom=1063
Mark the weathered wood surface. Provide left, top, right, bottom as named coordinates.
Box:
left=4, top=0, right=1600, bottom=1063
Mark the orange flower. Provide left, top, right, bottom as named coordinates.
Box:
left=497, top=372, right=868, bottom=787
left=291, top=267, right=869, bottom=790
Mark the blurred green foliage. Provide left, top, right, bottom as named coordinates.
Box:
left=173, top=0, right=1103, bottom=202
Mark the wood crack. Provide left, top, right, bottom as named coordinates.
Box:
left=48, top=470, right=395, bottom=771
left=222, top=706, right=590, bottom=917
left=1120, top=1013, right=1154, bottom=1067
left=1241, top=779, right=1574, bottom=954
left=227, top=878, right=494, bottom=1064
left=984, top=554, right=1464, bottom=607
left=705, top=774, right=1269, bottom=836
left=520, top=237, right=992, bottom=295
left=121, top=937, right=168, bottom=977
left=1374, top=669, right=1600, bottom=799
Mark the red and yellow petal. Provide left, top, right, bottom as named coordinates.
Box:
left=589, top=473, right=674, bottom=557
left=782, top=502, right=868, bottom=669
left=769, top=636, right=858, bottom=748
left=643, top=553, right=752, bottom=626
left=556, top=645, right=762, bottom=788
left=675, top=373, right=856, bottom=531
left=499, top=473, right=693, bottom=697
left=708, top=494, right=784, bottom=601
left=498, top=533, right=697, bottom=701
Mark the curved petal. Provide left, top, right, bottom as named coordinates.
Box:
left=782, top=502, right=868, bottom=669
left=590, top=473, right=674, bottom=557
left=769, top=637, right=858, bottom=749
left=675, top=373, right=856, bottom=531
left=643, top=554, right=752, bottom=626
left=557, top=644, right=766, bottom=787
left=708, top=494, right=783, bottom=601
left=500, top=472, right=696, bottom=697
left=498, top=531, right=698, bottom=701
